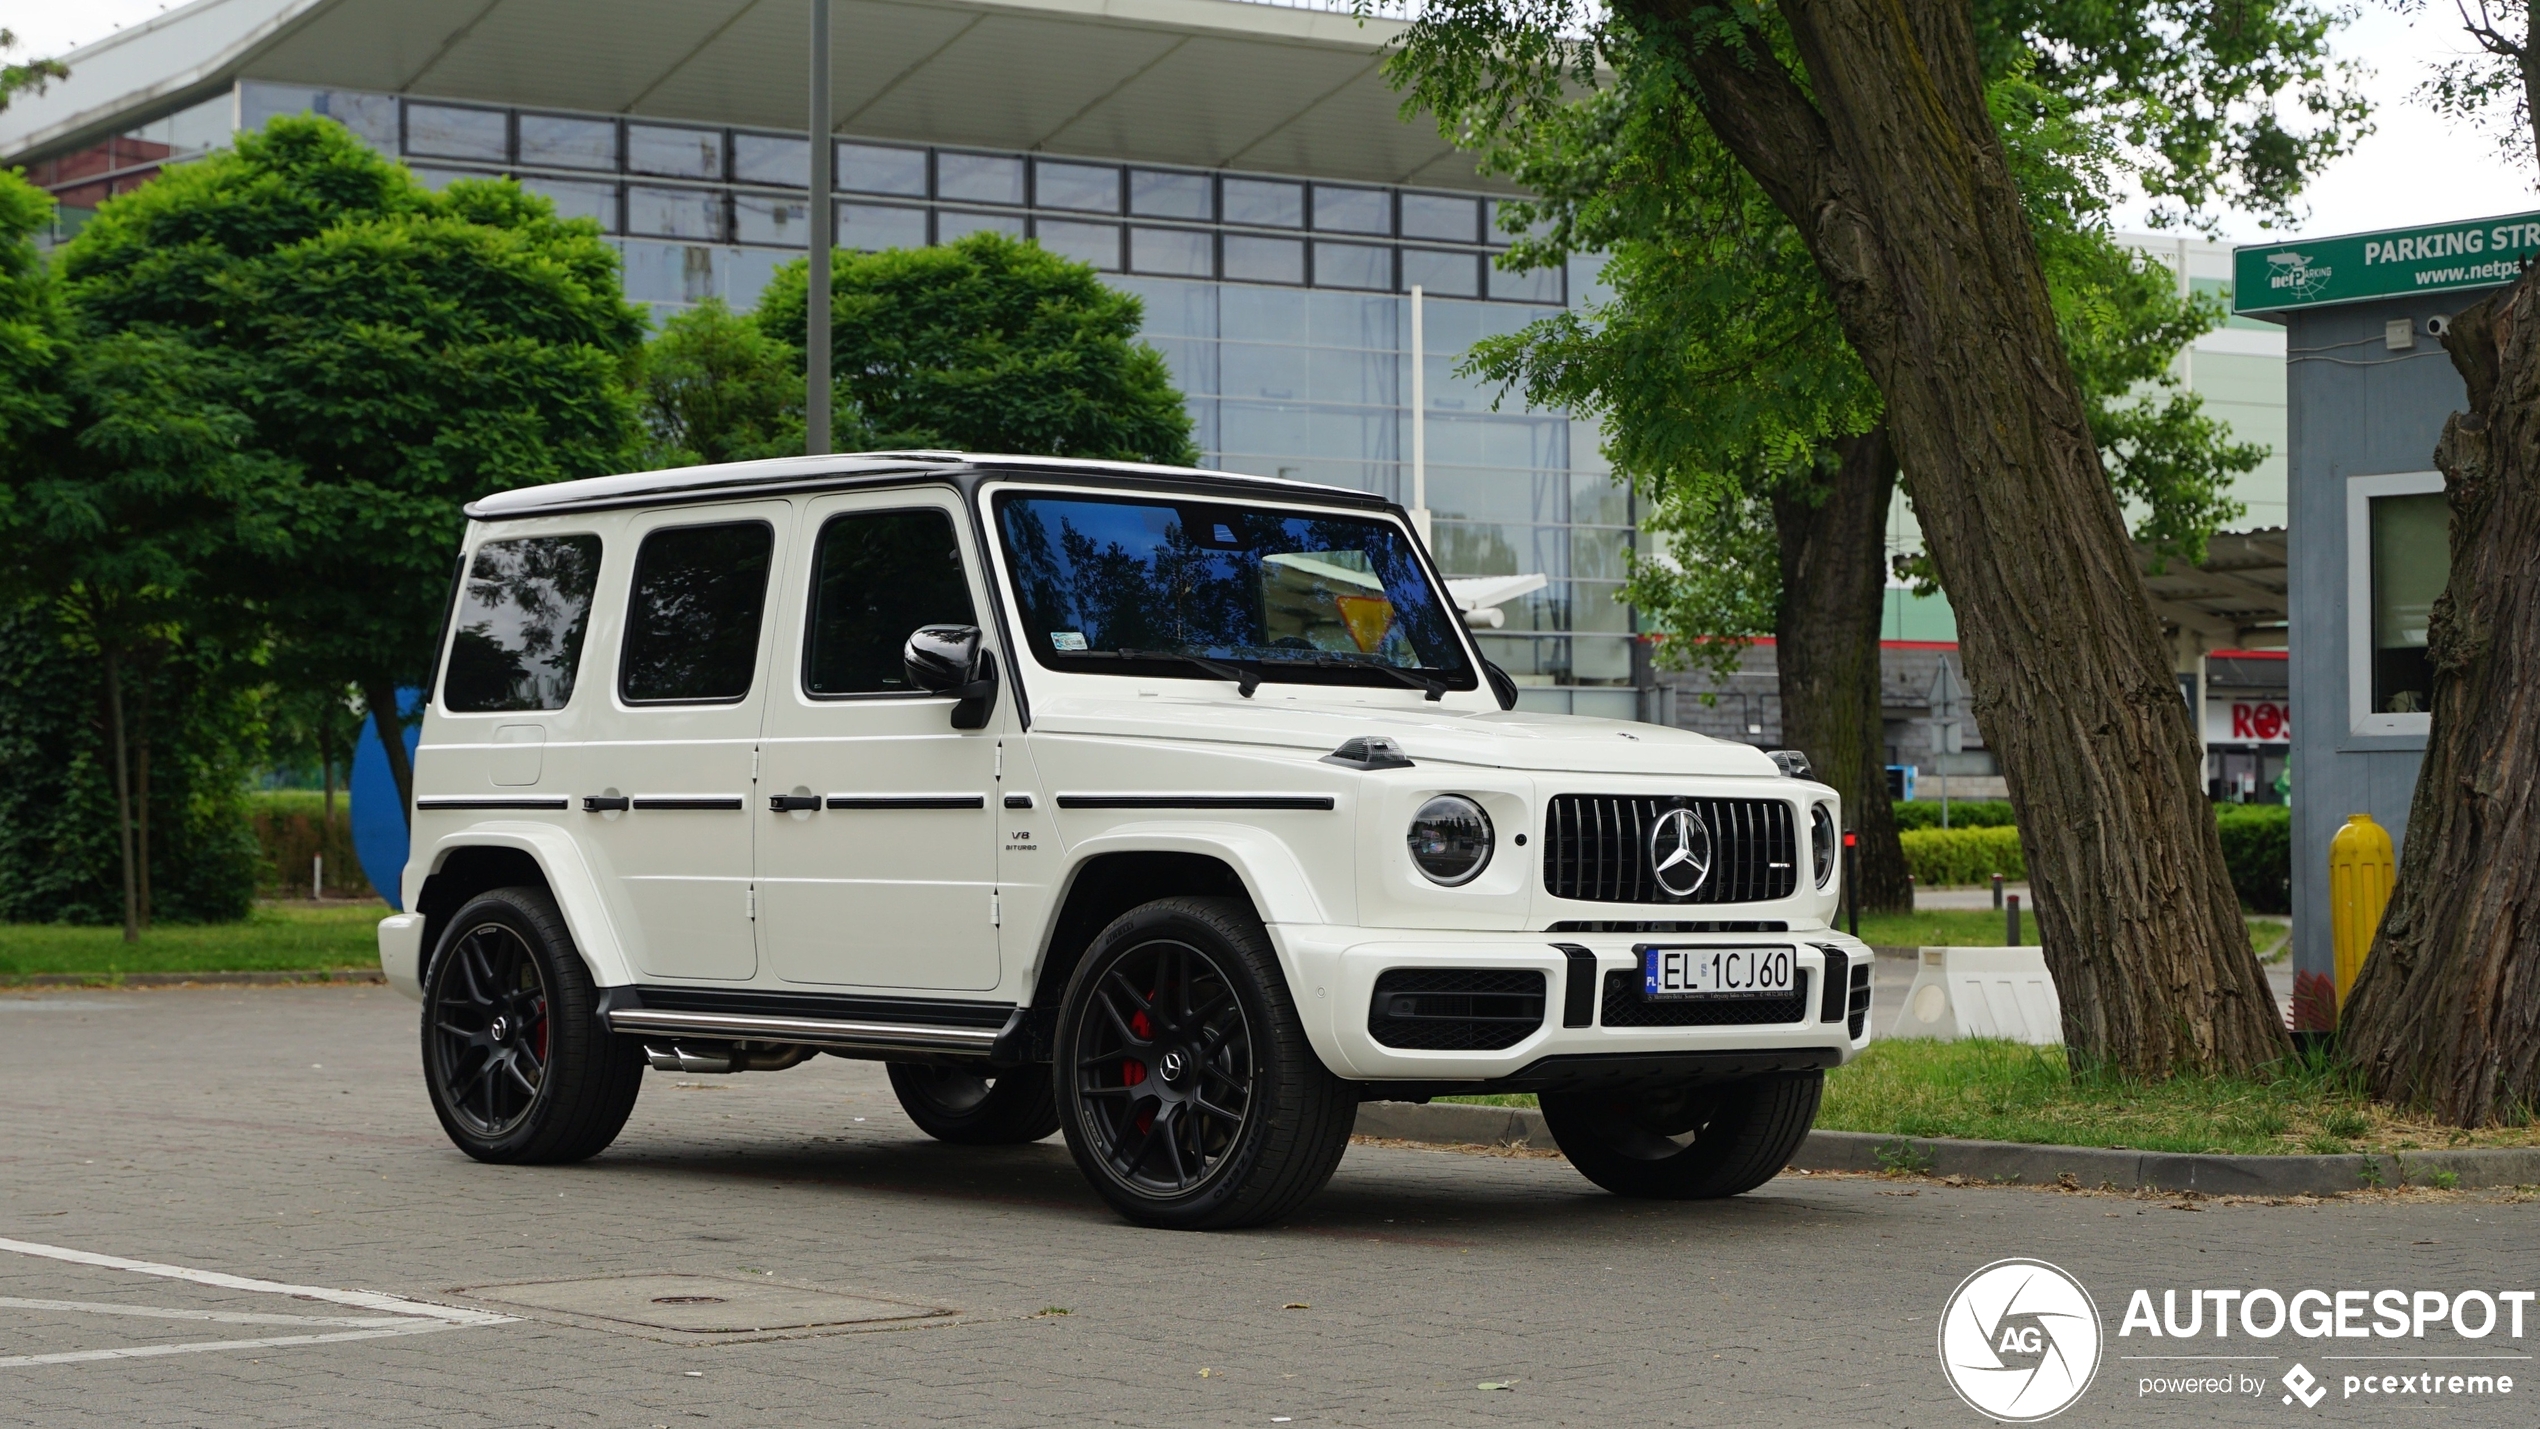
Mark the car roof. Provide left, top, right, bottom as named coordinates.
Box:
left=463, top=451, right=1392, bottom=520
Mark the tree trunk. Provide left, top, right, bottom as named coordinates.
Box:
left=1773, top=427, right=1913, bottom=911
left=362, top=678, right=414, bottom=830
left=135, top=730, right=152, bottom=931
left=1635, top=0, right=2287, bottom=1072
left=100, top=645, right=139, bottom=946
left=2340, top=282, right=2540, bottom=1124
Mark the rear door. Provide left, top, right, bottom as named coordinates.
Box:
left=576, top=505, right=787, bottom=982
left=754, top=489, right=1006, bottom=992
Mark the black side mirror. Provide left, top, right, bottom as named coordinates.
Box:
left=904, top=624, right=999, bottom=730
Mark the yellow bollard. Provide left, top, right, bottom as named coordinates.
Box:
left=2328, top=813, right=2396, bottom=1010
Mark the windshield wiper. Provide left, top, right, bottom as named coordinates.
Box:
left=1076, top=647, right=1261, bottom=698
left=1268, top=652, right=1450, bottom=702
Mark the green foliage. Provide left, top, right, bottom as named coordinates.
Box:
left=1891, top=800, right=2018, bottom=831
left=57, top=115, right=646, bottom=714
left=0, top=167, right=67, bottom=465
left=248, top=789, right=369, bottom=899
left=0, top=903, right=381, bottom=978
left=0, top=601, right=261, bottom=924
left=755, top=233, right=1197, bottom=464
left=2215, top=803, right=2293, bottom=914
left=0, top=29, right=68, bottom=118
left=2392, top=0, right=2535, bottom=169
left=1900, top=826, right=2028, bottom=886
left=636, top=298, right=867, bottom=467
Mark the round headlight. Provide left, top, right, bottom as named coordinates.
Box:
left=1811, top=803, right=1838, bottom=888
left=1407, top=795, right=1494, bottom=886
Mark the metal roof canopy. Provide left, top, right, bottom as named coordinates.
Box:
left=2138, top=527, right=2288, bottom=650
left=1, top=0, right=1503, bottom=191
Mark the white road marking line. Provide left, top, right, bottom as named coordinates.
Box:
left=0, top=1321, right=459, bottom=1368
left=0, top=1237, right=510, bottom=1326
left=0, top=1296, right=419, bottom=1329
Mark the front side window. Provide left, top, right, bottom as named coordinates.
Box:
left=620, top=522, right=774, bottom=705
left=442, top=535, right=602, bottom=713
left=995, top=492, right=1473, bottom=692
left=2369, top=491, right=2448, bottom=715
left=804, top=509, right=979, bottom=696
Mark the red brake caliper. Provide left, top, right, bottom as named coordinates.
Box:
left=1126, top=1008, right=1154, bottom=1132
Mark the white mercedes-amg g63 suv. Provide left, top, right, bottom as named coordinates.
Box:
left=379, top=454, right=1871, bottom=1229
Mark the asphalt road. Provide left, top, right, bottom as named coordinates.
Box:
left=0, top=984, right=2531, bottom=1427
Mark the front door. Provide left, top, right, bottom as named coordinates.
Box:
left=755, top=490, right=1004, bottom=992
left=577, top=505, right=786, bottom=982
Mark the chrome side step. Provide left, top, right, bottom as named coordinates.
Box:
left=606, top=1007, right=1002, bottom=1056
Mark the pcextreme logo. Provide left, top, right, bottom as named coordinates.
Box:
left=1938, top=1258, right=2105, bottom=1421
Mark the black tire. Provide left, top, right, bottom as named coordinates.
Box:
left=887, top=1063, right=1060, bottom=1144
left=1054, top=896, right=1356, bottom=1230
left=1539, top=1072, right=1822, bottom=1199
left=421, top=885, right=643, bottom=1165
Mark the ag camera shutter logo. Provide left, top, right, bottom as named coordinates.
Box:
left=1939, top=1258, right=2104, bottom=1421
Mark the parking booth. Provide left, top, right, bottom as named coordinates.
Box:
left=2233, top=210, right=2540, bottom=1029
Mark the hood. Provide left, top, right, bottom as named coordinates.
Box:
left=1028, top=692, right=1782, bottom=778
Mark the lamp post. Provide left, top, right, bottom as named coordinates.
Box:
left=805, top=0, right=833, bottom=456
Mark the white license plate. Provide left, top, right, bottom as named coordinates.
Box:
left=1640, top=945, right=1797, bottom=1000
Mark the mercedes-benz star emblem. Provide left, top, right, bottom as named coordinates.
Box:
left=1647, top=807, right=1713, bottom=897
left=1160, top=1050, right=1186, bottom=1082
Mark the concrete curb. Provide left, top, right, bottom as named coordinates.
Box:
left=1354, top=1101, right=2540, bottom=1194
left=0, top=969, right=385, bottom=990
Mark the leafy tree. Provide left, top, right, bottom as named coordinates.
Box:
left=2339, top=1, right=2540, bottom=1123
left=0, top=30, right=67, bottom=115
left=1388, top=0, right=2359, bottom=1075
left=755, top=233, right=1197, bottom=464
left=635, top=298, right=867, bottom=467
left=58, top=117, right=646, bottom=821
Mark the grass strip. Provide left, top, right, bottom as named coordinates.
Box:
left=0, top=903, right=384, bottom=979
left=1447, top=1040, right=2540, bottom=1155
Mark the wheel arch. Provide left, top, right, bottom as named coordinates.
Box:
left=1025, top=828, right=1326, bottom=1014
left=411, top=825, right=636, bottom=989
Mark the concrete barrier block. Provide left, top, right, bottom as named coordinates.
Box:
left=1888, top=946, right=2063, bottom=1044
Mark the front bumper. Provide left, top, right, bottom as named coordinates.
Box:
left=1270, top=924, right=1873, bottom=1089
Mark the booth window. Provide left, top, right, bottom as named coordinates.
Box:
left=2368, top=491, right=2447, bottom=715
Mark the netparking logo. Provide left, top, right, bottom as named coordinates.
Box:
left=1938, top=1258, right=2105, bottom=1422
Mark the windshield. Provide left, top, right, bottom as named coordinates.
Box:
left=994, top=491, right=1474, bottom=691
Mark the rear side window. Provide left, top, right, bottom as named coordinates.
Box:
left=804, top=509, right=978, bottom=696
left=441, top=535, right=603, bottom=713
left=619, top=521, right=775, bottom=704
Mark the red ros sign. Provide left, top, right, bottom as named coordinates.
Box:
left=2229, top=700, right=2290, bottom=742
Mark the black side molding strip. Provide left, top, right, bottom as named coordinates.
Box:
left=1055, top=794, right=1336, bottom=811
left=416, top=796, right=570, bottom=811
left=825, top=795, right=987, bottom=810
left=630, top=796, right=746, bottom=811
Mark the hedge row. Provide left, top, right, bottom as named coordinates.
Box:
left=1898, top=826, right=2026, bottom=886
left=248, top=791, right=375, bottom=900
left=1890, top=799, right=2016, bottom=830
left=1892, top=803, right=2293, bottom=913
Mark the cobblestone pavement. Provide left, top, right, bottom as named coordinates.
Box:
left=1, top=985, right=2533, bottom=1427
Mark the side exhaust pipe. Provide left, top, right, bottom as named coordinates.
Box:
left=642, top=1042, right=814, bottom=1074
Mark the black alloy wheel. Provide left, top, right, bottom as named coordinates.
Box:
left=1538, top=1071, right=1823, bottom=1200
left=430, top=920, right=551, bottom=1140
left=1055, top=897, right=1357, bottom=1230
left=421, top=886, right=643, bottom=1164
left=886, top=1063, right=1060, bottom=1144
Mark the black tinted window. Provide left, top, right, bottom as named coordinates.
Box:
left=805, top=509, right=978, bottom=696
left=442, top=536, right=601, bottom=713
left=619, top=522, right=774, bottom=704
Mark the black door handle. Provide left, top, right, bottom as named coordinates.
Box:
left=769, top=794, right=821, bottom=812
left=581, top=795, right=630, bottom=812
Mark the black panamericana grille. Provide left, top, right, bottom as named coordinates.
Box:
left=1600, top=968, right=1812, bottom=1027
left=1367, top=969, right=1548, bottom=1051
left=1543, top=796, right=1799, bottom=905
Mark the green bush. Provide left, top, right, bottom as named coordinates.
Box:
left=1899, top=826, right=2026, bottom=886
left=2214, top=803, right=2292, bottom=914
left=248, top=791, right=374, bottom=900
left=0, top=604, right=262, bottom=924
left=1891, top=799, right=2016, bottom=830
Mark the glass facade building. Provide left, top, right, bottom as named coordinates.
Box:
left=34, top=78, right=1642, bottom=712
